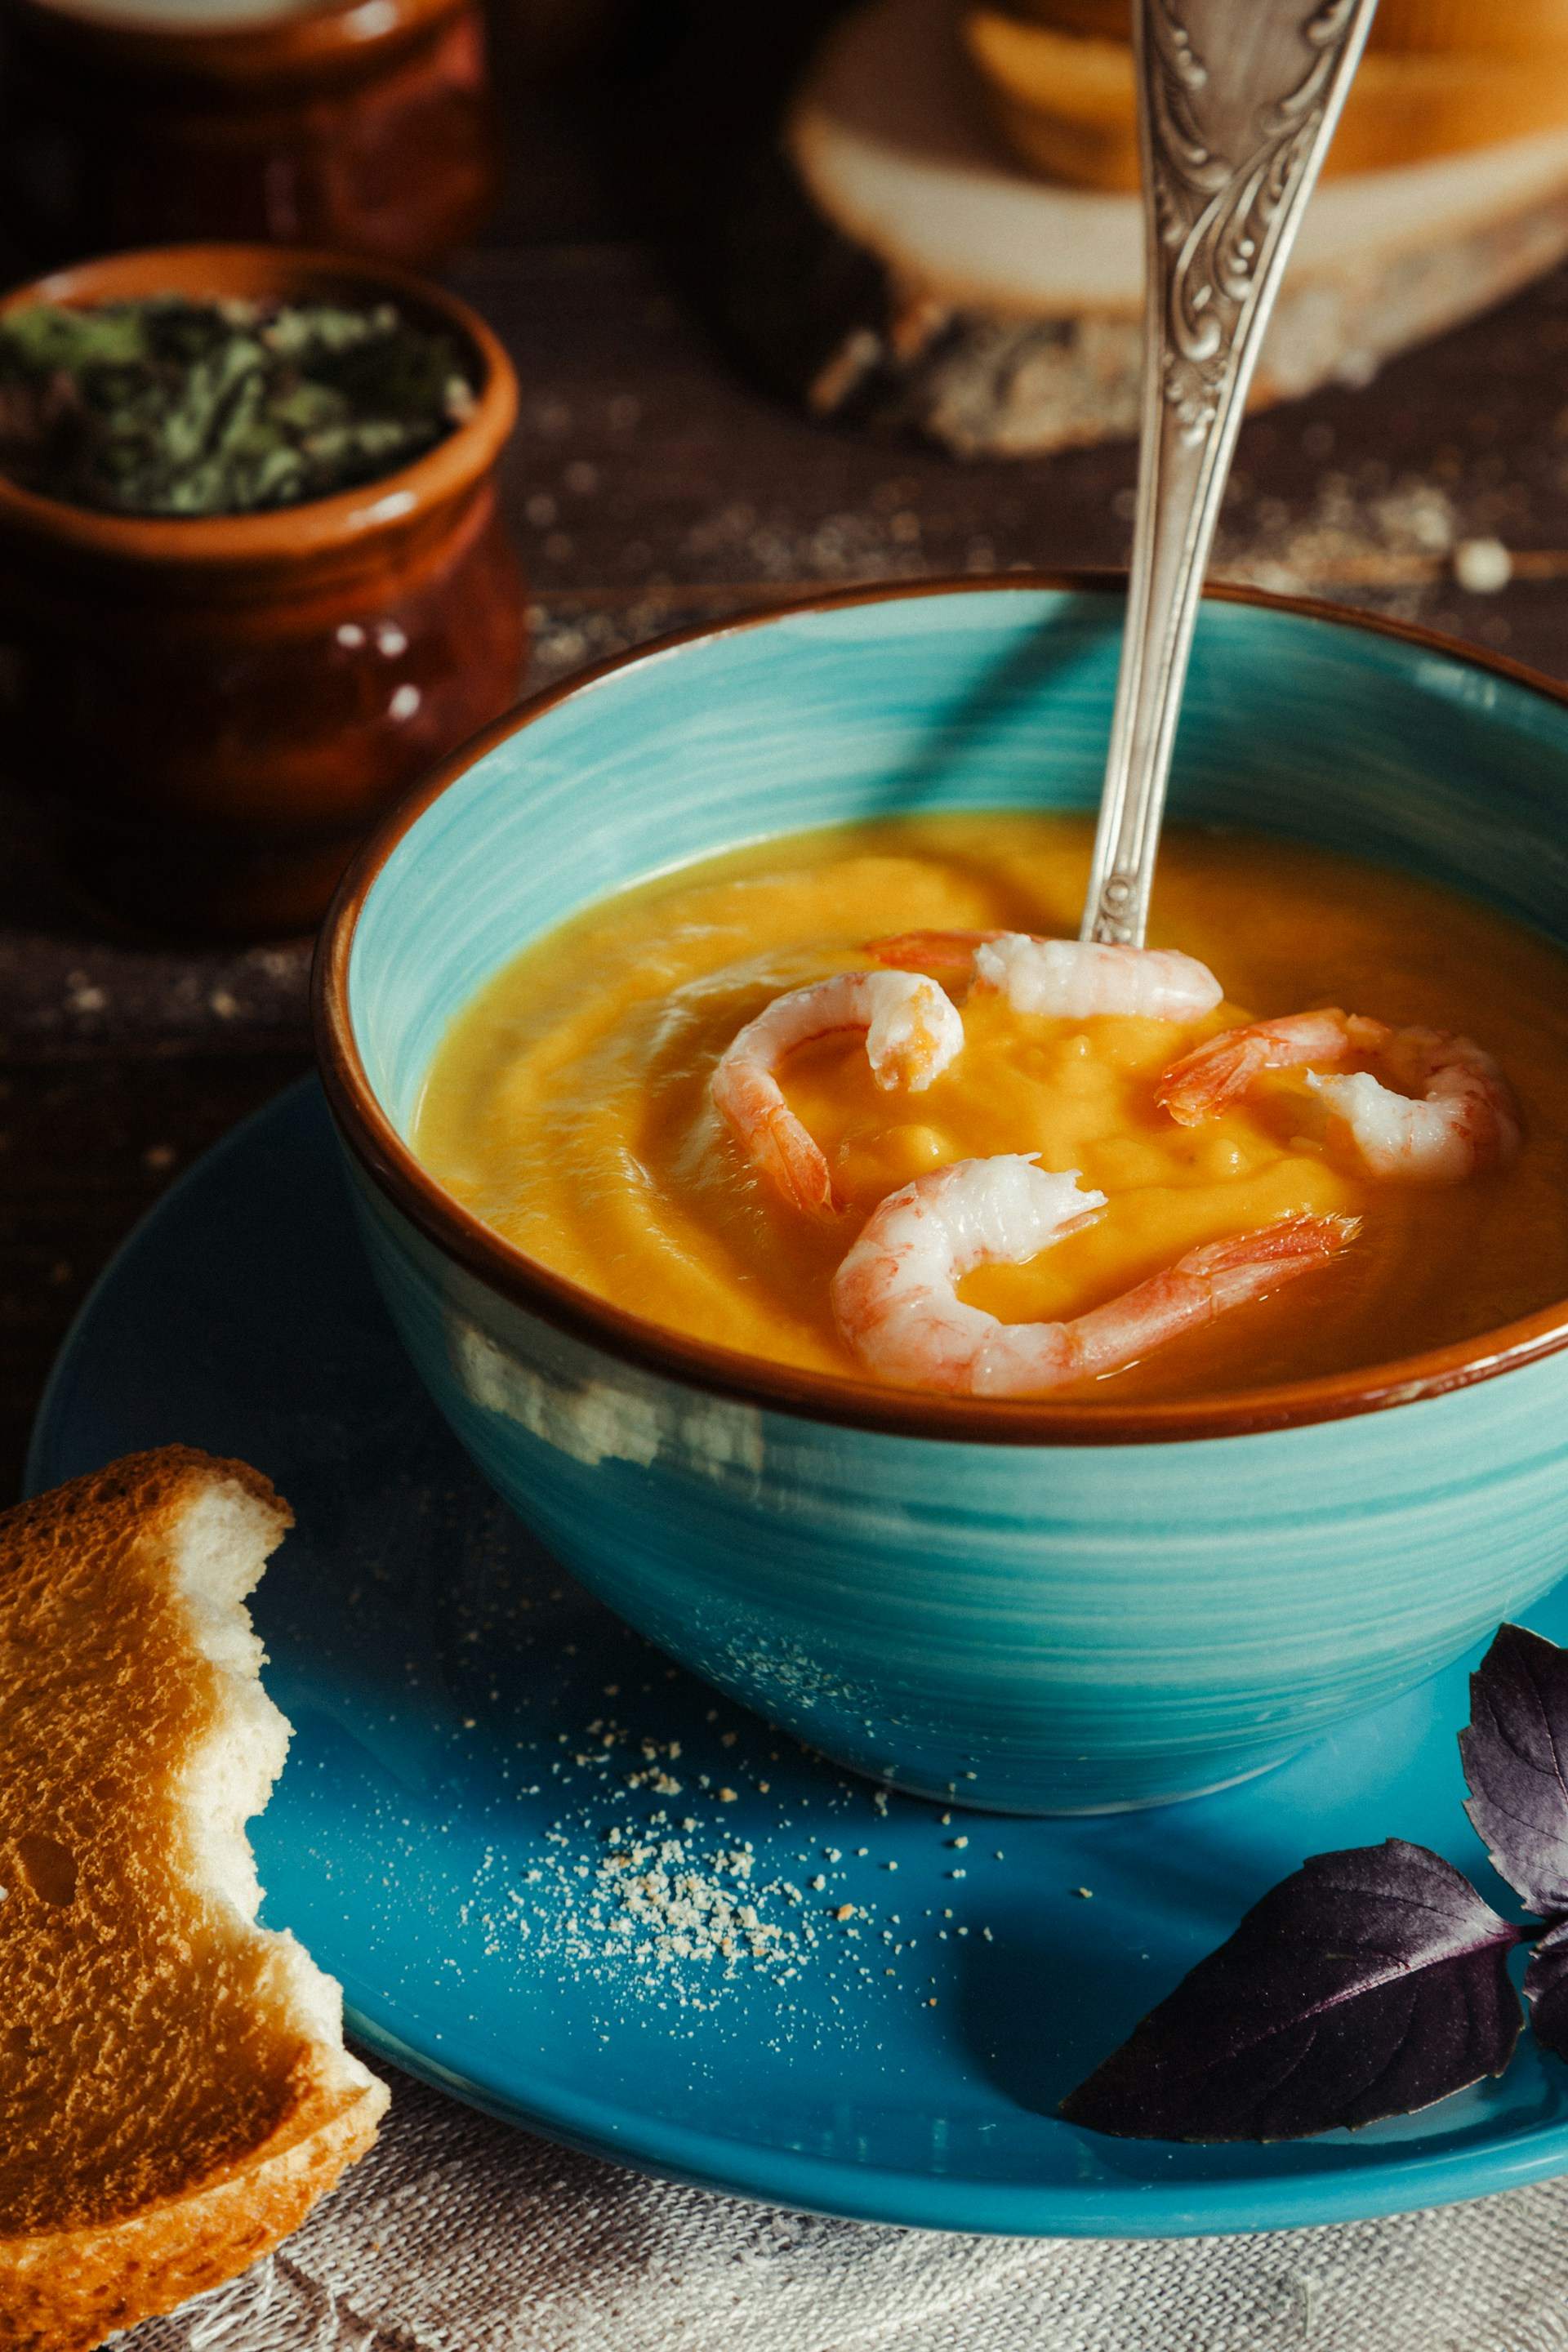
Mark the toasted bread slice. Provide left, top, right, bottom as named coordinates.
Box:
left=964, top=12, right=1568, bottom=191
left=0, top=1448, right=389, bottom=2352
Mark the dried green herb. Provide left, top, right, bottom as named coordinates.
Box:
left=0, top=296, right=477, bottom=519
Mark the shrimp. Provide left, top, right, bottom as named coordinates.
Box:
left=829, top=1153, right=1357, bottom=1396
left=1157, top=1009, right=1521, bottom=1183
left=973, top=935, right=1224, bottom=1022
left=710, top=969, right=964, bottom=1217
left=1157, top=1009, right=1380, bottom=1124
left=865, top=929, right=1223, bottom=1020
left=1312, top=1028, right=1522, bottom=1183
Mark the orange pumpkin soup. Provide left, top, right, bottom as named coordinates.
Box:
left=412, top=814, right=1568, bottom=1402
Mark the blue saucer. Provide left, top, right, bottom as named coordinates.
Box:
left=28, top=1080, right=1568, bottom=2237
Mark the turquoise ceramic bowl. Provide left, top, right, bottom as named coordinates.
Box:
left=315, top=577, right=1568, bottom=1814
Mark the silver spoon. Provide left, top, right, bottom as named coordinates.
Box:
left=1080, top=0, right=1381, bottom=949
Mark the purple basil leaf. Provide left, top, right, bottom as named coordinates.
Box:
left=1460, top=1623, right=1568, bottom=1916
left=1059, top=1840, right=1524, bottom=2142
left=1524, top=1918, right=1568, bottom=2062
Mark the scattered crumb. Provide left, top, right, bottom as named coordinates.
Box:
left=1218, top=469, right=1456, bottom=613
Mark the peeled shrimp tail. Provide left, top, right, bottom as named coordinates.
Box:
left=1053, top=1214, right=1360, bottom=1385
left=1156, top=1009, right=1379, bottom=1125
left=862, top=929, right=1000, bottom=974
left=710, top=1058, right=840, bottom=1217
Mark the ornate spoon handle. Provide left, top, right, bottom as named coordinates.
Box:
left=1080, top=0, right=1380, bottom=948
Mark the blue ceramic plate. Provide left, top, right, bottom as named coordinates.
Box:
left=28, top=1080, right=1568, bottom=2237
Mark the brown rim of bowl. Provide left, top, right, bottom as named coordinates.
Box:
left=1, top=0, right=461, bottom=84
left=0, top=244, right=516, bottom=568
left=314, top=569, right=1568, bottom=1447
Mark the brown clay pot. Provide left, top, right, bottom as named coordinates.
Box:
left=0, top=243, right=527, bottom=939
left=0, top=0, right=499, bottom=270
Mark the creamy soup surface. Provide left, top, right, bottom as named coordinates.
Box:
left=412, top=814, right=1568, bottom=1402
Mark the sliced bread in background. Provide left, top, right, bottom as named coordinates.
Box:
left=1004, top=0, right=1568, bottom=56
left=965, top=9, right=1568, bottom=193
left=731, top=0, right=1568, bottom=454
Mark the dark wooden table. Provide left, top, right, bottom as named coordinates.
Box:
left=6, top=36, right=1568, bottom=1500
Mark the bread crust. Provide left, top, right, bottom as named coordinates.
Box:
left=0, top=1447, right=389, bottom=2351
left=0, top=2069, right=386, bottom=2352
left=0, top=1445, right=284, bottom=1563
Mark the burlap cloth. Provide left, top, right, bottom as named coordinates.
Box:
left=125, top=2060, right=1568, bottom=2351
